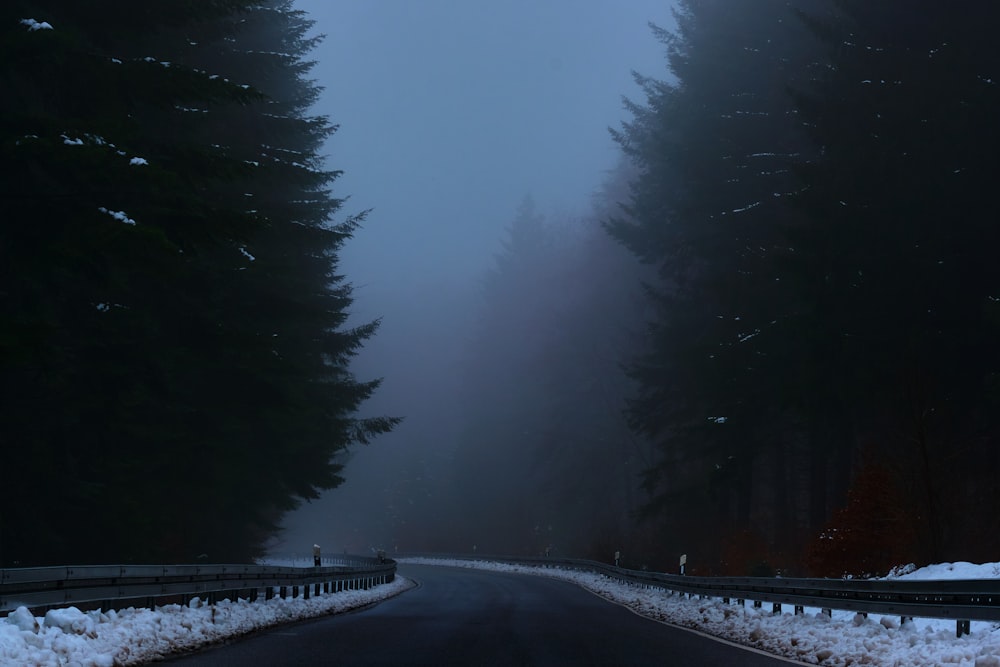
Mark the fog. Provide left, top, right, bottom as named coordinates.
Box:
left=275, top=1, right=673, bottom=558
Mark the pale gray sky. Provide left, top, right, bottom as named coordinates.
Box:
left=303, top=0, right=672, bottom=290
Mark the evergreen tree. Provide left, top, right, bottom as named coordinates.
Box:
left=445, top=188, right=650, bottom=560
left=448, top=196, right=556, bottom=554
left=0, top=2, right=395, bottom=565
left=607, top=0, right=827, bottom=567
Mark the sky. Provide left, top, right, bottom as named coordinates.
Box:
left=275, top=1, right=676, bottom=553
left=304, top=0, right=673, bottom=287
left=3, top=558, right=998, bottom=665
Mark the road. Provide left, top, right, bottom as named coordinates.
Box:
left=165, top=563, right=799, bottom=666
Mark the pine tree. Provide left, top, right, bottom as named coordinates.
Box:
left=0, top=1, right=395, bottom=565
left=606, top=0, right=827, bottom=565
left=445, top=187, right=650, bottom=559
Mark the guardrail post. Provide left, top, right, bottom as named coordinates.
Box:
left=303, top=584, right=310, bottom=600
left=265, top=587, right=274, bottom=600
left=292, top=585, right=299, bottom=599
left=723, top=597, right=730, bottom=605
left=753, top=600, right=762, bottom=609
left=794, top=605, right=803, bottom=615
left=958, top=620, right=970, bottom=637
left=772, top=603, right=781, bottom=615
left=279, top=586, right=287, bottom=599
left=822, top=608, right=831, bottom=617
left=737, top=598, right=744, bottom=607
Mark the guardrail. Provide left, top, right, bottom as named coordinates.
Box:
left=0, top=556, right=396, bottom=615
left=405, top=553, right=997, bottom=637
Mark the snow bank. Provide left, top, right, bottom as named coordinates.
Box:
left=403, top=557, right=1000, bottom=666
left=0, top=576, right=410, bottom=666
left=887, top=561, right=1000, bottom=581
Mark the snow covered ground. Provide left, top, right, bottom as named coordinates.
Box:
left=403, top=557, right=1000, bottom=666
left=0, top=563, right=411, bottom=666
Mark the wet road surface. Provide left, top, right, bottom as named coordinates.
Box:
left=165, top=563, right=799, bottom=666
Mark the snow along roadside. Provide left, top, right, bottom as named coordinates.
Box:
left=401, top=557, right=1000, bottom=667
left=0, top=575, right=412, bottom=666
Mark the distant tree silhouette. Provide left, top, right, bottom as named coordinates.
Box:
left=444, top=181, right=651, bottom=559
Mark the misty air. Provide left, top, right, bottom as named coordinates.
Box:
left=4, top=1, right=1000, bottom=665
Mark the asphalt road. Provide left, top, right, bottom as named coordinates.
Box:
left=165, top=563, right=799, bottom=666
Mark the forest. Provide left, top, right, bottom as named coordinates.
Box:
left=4, top=0, right=1000, bottom=576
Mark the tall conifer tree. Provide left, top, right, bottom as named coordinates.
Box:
left=0, top=1, right=395, bottom=565
left=607, top=0, right=826, bottom=566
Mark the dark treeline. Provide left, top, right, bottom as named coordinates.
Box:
left=0, top=1, right=395, bottom=565
left=606, top=0, right=1000, bottom=575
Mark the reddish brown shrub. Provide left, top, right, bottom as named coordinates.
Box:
left=805, top=460, right=917, bottom=577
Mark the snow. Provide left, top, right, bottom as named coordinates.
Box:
left=402, top=558, right=1000, bottom=667
left=0, top=570, right=409, bottom=666
left=887, top=561, right=1000, bottom=581
left=728, top=201, right=762, bottom=215
left=97, top=207, right=136, bottom=226
left=20, top=19, right=53, bottom=31
left=128, top=157, right=148, bottom=166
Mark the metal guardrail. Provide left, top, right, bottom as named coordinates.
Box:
left=0, top=556, right=396, bottom=614
left=404, top=553, right=998, bottom=637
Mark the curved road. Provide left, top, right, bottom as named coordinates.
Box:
left=166, top=563, right=798, bottom=666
